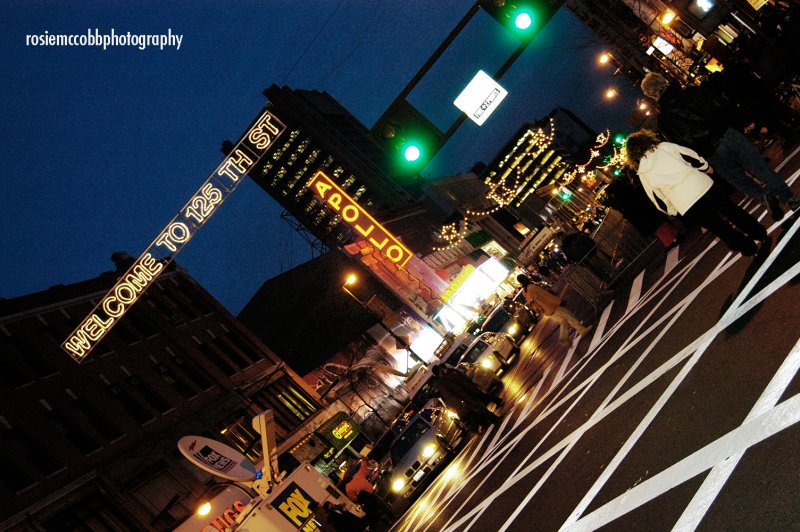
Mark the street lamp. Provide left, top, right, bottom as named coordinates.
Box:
left=343, top=274, right=425, bottom=365
left=605, top=88, right=618, bottom=99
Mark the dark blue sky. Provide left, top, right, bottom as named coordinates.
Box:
left=0, top=1, right=636, bottom=314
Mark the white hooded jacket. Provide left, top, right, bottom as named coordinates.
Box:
left=636, top=142, right=713, bottom=216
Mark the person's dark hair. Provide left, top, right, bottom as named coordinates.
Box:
left=624, top=129, right=661, bottom=170
left=516, top=274, right=530, bottom=287
left=641, top=72, right=669, bottom=100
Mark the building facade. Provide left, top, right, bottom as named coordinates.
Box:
left=0, top=254, right=321, bottom=530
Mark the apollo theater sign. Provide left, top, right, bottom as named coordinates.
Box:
left=308, top=171, right=413, bottom=268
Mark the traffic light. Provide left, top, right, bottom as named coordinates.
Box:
left=479, top=0, right=564, bottom=43
left=369, top=99, right=443, bottom=179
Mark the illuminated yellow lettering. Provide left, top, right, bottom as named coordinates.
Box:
left=63, top=329, right=93, bottom=358
left=355, top=222, right=374, bottom=238
left=102, top=297, right=124, bottom=318
left=369, top=236, right=389, bottom=250
left=385, top=245, right=405, bottom=263
left=247, top=113, right=281, bottom=149
left=124, top=263, right=156, bottom=292
left=140, top=253, right=164, bottom=275
left=278, top=489, right=312, bottom=526
left=313, top=180, right=332, bottom=199
left=155, top=222, right=191, bottom=252
left=341, top=205, right=359, bottom=222
left=83, top=314, right=109, bottom=340
left=328, top=193, right=342, bottom=211
left=217, top=149, right=253, bottom=183
left=115, top=284, right=137, bottom=304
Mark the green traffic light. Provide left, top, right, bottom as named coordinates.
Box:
left=404, top=144, right=421, bottom=162
left=514, top=11, right=532, bottom=30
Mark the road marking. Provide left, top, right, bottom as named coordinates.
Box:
left=561, top=215, right=800, bottom=529
left=775, top=144, right=800, bottom=171
left=673, top=337, right=800, bottom=531
left=565, top=393, right=800, bottom=531
left=586, top=301, right=612, bottom=353
left=664, top=243, right=680, bottom=276
left=625, top=271, right=644, bottom=314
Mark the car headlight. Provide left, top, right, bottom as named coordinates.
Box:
left=422, top=443, right=437, bottom=458
left=481, top=358, right=493, bottom=369
left=392, top=478, right=406, bottom=492
left=507, top=323, right=519, bottom=336
left=446, top=409, right=458, bottom=419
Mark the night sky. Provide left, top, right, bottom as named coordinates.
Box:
left=1, top=1, right=636, bottom=314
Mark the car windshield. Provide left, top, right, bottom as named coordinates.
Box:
left=390, top=418, right=432, bottom=464
left=461, top=341, right=489, bottom=364
left=482, top=308, right=511, bottom=333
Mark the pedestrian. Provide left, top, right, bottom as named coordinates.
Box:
left=602, top=171, right=681, bottom=249
left=640, top=71, right=800, bottom=220
left=344, top=457, right=379, bottom=503
left=516, top=273, right=592, bottom=349
left=624, top=129, right=769, bottom=257
left=555, top=230, right=614, bottom=283
left=430, top=364, right=501, bottom=429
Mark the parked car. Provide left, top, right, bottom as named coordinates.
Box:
left=371, top=398, right=464, bottom=509
left=457, top=331, right=519, bottom=375
left=458, top=361, right=503, bottom=395
left=479, top=292, right=537, bottom=345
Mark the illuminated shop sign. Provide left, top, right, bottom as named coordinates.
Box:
left=62, top=110, right=286, bottom=362
left=309, top=171, right=413, bottom=268
left=317, top=412, right=359, bottom=450
left=434, top=258, right=509, bottom=333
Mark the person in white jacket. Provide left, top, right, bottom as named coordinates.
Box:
left=625, top=129, right=768, bottom=256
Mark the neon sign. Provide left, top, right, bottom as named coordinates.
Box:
left=309, top=171, right=413, bottom=268
left=62, top=110, right=286, bottom=362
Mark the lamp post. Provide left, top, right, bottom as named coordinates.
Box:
left=342, top=274, right=425, bottom=365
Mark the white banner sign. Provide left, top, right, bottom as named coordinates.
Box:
left=62, top=110, right=286, bottom=362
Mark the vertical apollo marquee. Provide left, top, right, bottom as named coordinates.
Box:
left=62, top=110, right=286, bottom=362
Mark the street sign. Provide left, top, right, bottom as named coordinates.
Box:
left=454, top=70, right=508, bottom=126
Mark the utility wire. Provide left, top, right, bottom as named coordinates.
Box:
left=280, top=0, right=347, bottom=86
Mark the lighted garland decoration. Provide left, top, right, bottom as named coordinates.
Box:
left=433, top=120, right=556, bottom=251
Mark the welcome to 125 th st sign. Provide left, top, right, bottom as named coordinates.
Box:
left=62, top=110, right=286, bottom=362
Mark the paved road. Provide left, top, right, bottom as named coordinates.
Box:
left=392, top=145, right=800, bottom=532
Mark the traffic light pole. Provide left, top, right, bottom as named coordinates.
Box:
left=376, top=0, right=534, bottom=155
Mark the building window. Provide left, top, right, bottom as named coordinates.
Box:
left=222, top=331, right=262, bottom=364
left=0, top=422, right=63, bottom=479
left=41, top=489, right=139, bottom=531
left=219, top=412, right=262, bottom=463
left=0, top=339, right=35, bottom=387
left=168, top=349, right=213, bottom=391
left=127, top=375, right=173, bottom=415
left=196, top=341, right=237, bottom=377
left=70, top=393, right=125, bottom=441
left=154, top=361, right=197, bottom=399
left=250, top=377, right=319, bottom=442
left=106, top=383, right=156, bottom=425
left=40, top=400, right=102, bottom=455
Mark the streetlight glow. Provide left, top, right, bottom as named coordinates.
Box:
left=605, top=88, right=618, bottom=99
left=661, top=9, right=676, bottom=25
left=345, top=274, right=357, bottom=286
left=598, top=53, right=611, bottom=64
